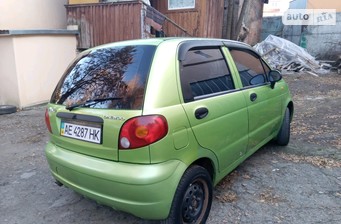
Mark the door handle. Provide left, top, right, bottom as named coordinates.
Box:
left=195, top=107, right=209, bottom=119
left=250, top=93, right=257, bottom=102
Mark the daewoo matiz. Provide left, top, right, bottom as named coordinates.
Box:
left=45, top=38, right=293, bottom=223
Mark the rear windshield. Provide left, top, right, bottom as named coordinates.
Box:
left=51, top=45, right=156, bottom=110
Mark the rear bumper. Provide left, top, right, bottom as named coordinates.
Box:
left=45, top=142, right=187, bottom=220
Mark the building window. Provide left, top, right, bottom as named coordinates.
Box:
left=168, top=0, right=195, bottom=10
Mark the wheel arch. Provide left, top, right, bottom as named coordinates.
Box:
left=191, top=157, right=216, bottom=183
left=287, top=101, right=294, bottom=122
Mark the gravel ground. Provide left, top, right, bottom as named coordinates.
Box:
left=0, top=72, right=340, bottom=224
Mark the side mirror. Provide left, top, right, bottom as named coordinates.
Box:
left=269, top=70, right=282, bottom=89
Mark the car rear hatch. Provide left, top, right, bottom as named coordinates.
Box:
left=46, top=44, right=157, bottom=161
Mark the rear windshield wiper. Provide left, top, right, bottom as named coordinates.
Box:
left=65, top=97, right=123, bottom=111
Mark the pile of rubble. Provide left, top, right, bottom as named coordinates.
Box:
left=254, top=35, right=340, bottom=76
left=320, top=57, right=341, bottom=74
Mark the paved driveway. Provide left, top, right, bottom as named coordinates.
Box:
left=0, top=72, right=340, bottom=224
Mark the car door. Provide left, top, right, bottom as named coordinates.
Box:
left=228, top=48, right=283, bottom=151
left=179, top=44, right=248, bottom=172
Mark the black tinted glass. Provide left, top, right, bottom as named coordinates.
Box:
left=229, top=49, right=267, bottom=87
left=51, top=45, right=156, bottom=110
left=180, top=48, right=234, bottom=102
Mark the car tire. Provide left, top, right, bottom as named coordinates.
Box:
left=161, top=165, right=213, bottom=224
left=0, top=105, right=17, bottom=115
left=276, top=107, right=290, bottom=146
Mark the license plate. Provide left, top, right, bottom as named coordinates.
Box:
left=60, top=121, right=102, bottom=144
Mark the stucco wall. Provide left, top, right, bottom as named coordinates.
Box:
left=0, top=37, right=20, bottom=105
left=0, top=0, right=67, bottom=29
left=0, top=34, right=77, bottom=108
left=289, top=0, right=341, bottom=12
left=307, top=0, right=341, bottom=12
left=261, top=16, right=284, bottom=40
left=304, top=14, right=341, bottom=59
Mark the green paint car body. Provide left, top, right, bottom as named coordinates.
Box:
left=45, top=38, right=293, bottom=223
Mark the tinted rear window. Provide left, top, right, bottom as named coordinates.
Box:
left=51, top=45, right=156, bottom=110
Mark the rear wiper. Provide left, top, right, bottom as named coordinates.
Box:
left=66, top=97, right=122, bottom=111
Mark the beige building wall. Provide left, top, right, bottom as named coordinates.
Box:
left=307, top=0, right=341, bottom=12
left=0, top=38, right=20, bottom=106
left=0, top=0, right=68, bottom=29
left=0, top=34, right=77, bottom=108
left=14, top=35, right=77, bottom=107
left=0, top=0, right=78, bottom=108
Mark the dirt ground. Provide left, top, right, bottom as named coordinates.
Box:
left=0, top=72, right=340, bottom=224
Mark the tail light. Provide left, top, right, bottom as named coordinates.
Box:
left=45, top=108, right=52, bottom=133
left=119, top=115, right=168, bottom=149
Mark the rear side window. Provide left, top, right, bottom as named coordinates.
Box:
left=180, top=48, right=235, bottom=102
left=51, top=45, right=156, bottom=110
left=229, top=49, right=268, bottom=87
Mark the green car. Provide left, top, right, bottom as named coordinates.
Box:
left=45, top=38, right=293, bottom=223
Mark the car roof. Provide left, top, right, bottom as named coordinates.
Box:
left=92, top=37, right=250, bottom=49
left=157, top=38, right=257, bottom=61
left=87, top=37, right=258, bottom=59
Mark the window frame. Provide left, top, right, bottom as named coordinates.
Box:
left=179, top=44, right=237, bottom=103
left=168, top=0, right=196, bottom=10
